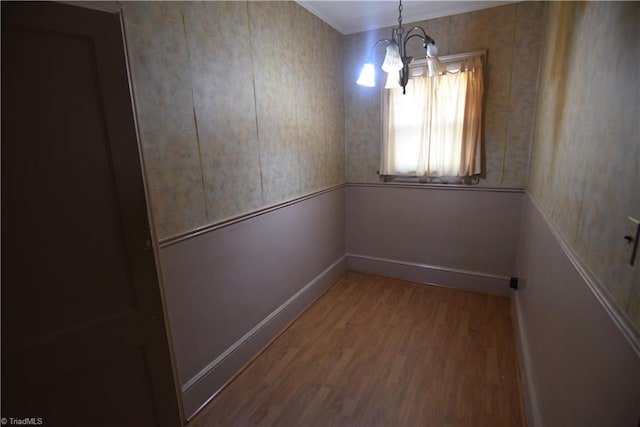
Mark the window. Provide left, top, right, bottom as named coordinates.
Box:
left=381, top=50, right=485, bottom=184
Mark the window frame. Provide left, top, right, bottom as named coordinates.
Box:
left=380, top=49, right=487, bottom=185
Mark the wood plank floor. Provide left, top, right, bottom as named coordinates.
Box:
left=189, top=272, right=524, bottom=427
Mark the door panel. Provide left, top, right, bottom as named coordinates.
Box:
left=1, top=2, right=181, bottom=426
left=10, top=349, right=159, bottom=426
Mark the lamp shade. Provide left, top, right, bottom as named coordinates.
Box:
left=426, top=43, right=438, bottom=57
left=381, top=42, right=403, bottom=73
left=426, top=43, right=447, bottom=76
left=385, top=72, right=401, bottom=89
left=356, top=63, right=376, bottom=87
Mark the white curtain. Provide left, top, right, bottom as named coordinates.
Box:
left=382, top=57, right=483, bottom=177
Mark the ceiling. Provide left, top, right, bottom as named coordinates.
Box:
left=296, top=1, right=513, bottom=34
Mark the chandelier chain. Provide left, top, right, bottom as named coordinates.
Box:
left=396, top=0, right=404, bottom=36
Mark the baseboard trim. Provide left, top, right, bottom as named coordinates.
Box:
left=181, top=255, right=347, bottom=420
left=512, top=292, right=543, bottom=427
left=346, top=253, right=511, bottom=297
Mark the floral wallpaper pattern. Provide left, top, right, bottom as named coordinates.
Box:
left=344, top=2, right=545, bottom=187
left=123, top=2, right=208, bottom=238
left=183, top=2, right=264, bottom=223
left=123, top=1, right=345, bottom=239
left=528, top=2, right=640, bottom=331
left=123, top=1, right=544, bottom=237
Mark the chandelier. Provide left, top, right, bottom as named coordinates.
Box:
left=356, top=0, right=445, bottom=94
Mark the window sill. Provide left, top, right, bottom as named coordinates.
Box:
left=380, top=175, right=480, bottom=185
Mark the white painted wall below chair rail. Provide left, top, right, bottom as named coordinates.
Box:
left=514, top=194, right=640, bottom=427
left=346, top=184, right=524, bottom=296
left=158, top=186, right=347, bottom=419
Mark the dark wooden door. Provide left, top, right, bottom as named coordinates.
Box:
left=1, top=2, right=181, bottom=426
